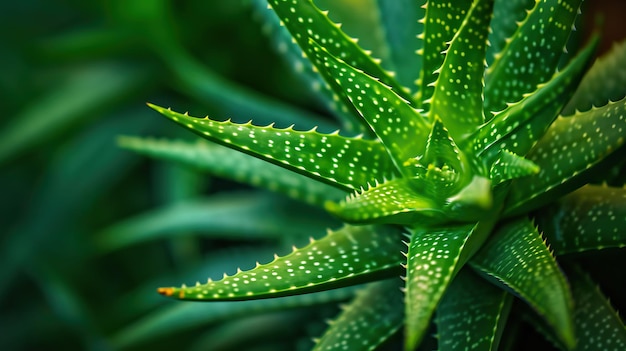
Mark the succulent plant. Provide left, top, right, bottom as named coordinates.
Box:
left=123, top=0, right=626, bottom=349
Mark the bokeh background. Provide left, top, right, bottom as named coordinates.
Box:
left=1, top=0, right=624, bottom=350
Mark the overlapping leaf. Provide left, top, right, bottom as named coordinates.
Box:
left=505, top=97, right=626, bottom=216
left=470, top=218, right=575, bottom=349
left=566, top=265, right=626, bottom=351
left=118, top=136, right=345, bottom=206
left=266, top=0, right=413, bottom=135
left=249, top=0, right=361, bottom=133
left=484, top=0, right=584, bottom=114
left=428, top=0, right=492, bottom=142
left=436, top=268, right=512, bottom=351
left=313, top=278, right=403, bottom=351
left=150, top=104, right=398, bottom=191
left=473, top=38, right=597, bottom=162
left=326, top=178, right=441, bottom=225
left=157, top=225, right=404, bottom=301
left=404, top=223, right=478, bottom=350
left=415, top=0, right=473, bottom=110
left=485, top=0, right=534, bottom=67
left=564, top=39, right=626, bottom=115
left=309, top=41, right=430, bottom=171
left=535, top=185, right=626, bottom=255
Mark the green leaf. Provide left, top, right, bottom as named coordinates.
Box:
left=375, top=0, right=425, bottom=93
left=309, top=41, right=430, bottom=171
left=112, top=286, right=358, bottom=349
left=157, top=225, right=404, bottom=301
left=415, top=0, right=474, bottom=110
left=95, top=192, right=337, bottom=253
left=404, top=223, right=478, bottom=350
left=436, top=268, right=512, bottom=351
left=488, top=149, right=540, bottom=185
left=250, top=0, right=360, bottom=133
left=312, top=278, right=403, bottom=351
left=535, top=185, right=626, bottom=255
left=428, top=0, right=493, bottom=142
left=474, top=38, right=597, bottom=162
left=485, top=0, right=535, bottom=67
left=325, top=178, right=440, bottom=226
left=484, top=0, right=584, bottom=114
left=567, top=265, right=626, bottom=351
left=266, top=0, right=412, bottom=133
left=563, top=39, right=626, bottom=115
left=118, top=136, right=345, bottom=206
left=505, top=97, right=626, bottom=216
left=469, top=217, right=575, bottom=349
left=149, top=104, right=398, bottom=191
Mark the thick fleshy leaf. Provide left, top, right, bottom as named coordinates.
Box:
left=325, top=178, right=440, bottom=226
left=474, top=38, right=597, bottom=162
left=309, top=41, right=430, bottom=171
left=404, top=223, right=478, bottom=350
left=505, top=97, right=626, bottom=216
left=488, top=149, right=539, bottom=185
left=567, top=265, right=626, bottom=351
left=250, top=0, right=362, bottom=133
left=415, top=0, right=473, bottom=110
left=484, top=0, right=584, bottom=114
left=376, top=0, right=425, bottom=93
left=428, top=0, right=492, bottom=142
left=312, top=278, right=403, bottom=351
left=150, top=104, right=398, bottom=191
left=118, top=136, right=345, bottom=206
left=266, top=0, right=413, bottom=120
left=264, top=0, right=403, bottom=91
left=535, top=185, right=626, bottom=255
left=563, top=39, right=626, bottom=115
left=469, top=218, right=575, bottom=349
left=157, top=225, right=404, bottom=301
left=485, top=0, right=535, bottom=67
left=436, top=268, right=512, bottom=351
left=113, top=286, right=358, bottom=349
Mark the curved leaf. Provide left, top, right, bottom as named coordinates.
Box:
left=404, top=223, right=478, bottom=350
left=428, top=0, right=493, bottom=142
left=309, top=40, right=430, bottom=170
left=313, top=278, right=403, bottom=351
left=474, top=38, right=597, bottom=162
left=118, top=136, right=346, bottom=206
left=150, top=104, right=398, bottom=191
left=157, top=225, right=405, bottom=301
left=563, top=39, right=626, bottom=115
left=469, top=217, right=575, bottom=349
left=535, top=185, right=626, bottom=255
left=567, top=265, right=626, bottom=351
left=436, top=268, right=512, bottom=351
left=415, top=0, right=473, bottom=110
left=505, top=97, right=626, bottom=216
left=484, top=0, right=584, bottom=113
left=266, top=0, right=412, bottom=134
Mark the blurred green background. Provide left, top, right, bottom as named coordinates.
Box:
left=1, top=0, right=624, bottom=350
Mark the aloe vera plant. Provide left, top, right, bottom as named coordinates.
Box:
left=123, top=0, right=626, bottom=349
